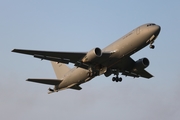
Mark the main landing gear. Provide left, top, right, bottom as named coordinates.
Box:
left=112, top=77, right=122, bottom=82
left=112, top=71, right=122, bottom=82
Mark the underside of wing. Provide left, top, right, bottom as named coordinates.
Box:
left=137, top=69, right=153, bottom=78
left=27, top=79, right=62, bottom=85
left=12, top=49, right=86, bottom=64
left=12, top=49, right=111, bottom=69
left=111, top=56, right=153, bottom=79
left=122, top=69, right=153, bottom=78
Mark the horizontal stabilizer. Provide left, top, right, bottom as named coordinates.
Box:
left=67, top=83, right=82, bottom=90
left=69, top=85, right=82, bottom=90
left=27, top=79, right=62, bottom=85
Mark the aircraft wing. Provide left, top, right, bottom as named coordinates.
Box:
left=12, top=49, right=153, bottom=78
left=12, top=49, right=86, bottom=64
left=112, top=57, right=153, bottom=79
left=121, top=69, right=153, bottom=78
left=12, top=49, right=111, bottom=69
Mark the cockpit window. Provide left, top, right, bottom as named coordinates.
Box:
left=147, top=24, right=156, bottom=27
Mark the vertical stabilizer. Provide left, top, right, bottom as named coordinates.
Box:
left=51, top=62, right=70, bottom=79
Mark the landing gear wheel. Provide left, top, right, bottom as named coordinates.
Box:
left=116, top=78, right=119, bottom=82
left=112, top=70, right=122, bottom=82
left=112, top=77, right=116, bottom=81
left=112, top=77, right=122, bottom=82
left=150, top=45, right=155, bottom=49
left=119, top=77, right=122, bottom=82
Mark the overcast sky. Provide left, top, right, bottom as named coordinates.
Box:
left=1, top=0, right=180, bottom=120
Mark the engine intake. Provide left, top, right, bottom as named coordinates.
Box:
left=133, top=58, right=150, bottom=71
left=82, top=47, right=102, bottom=63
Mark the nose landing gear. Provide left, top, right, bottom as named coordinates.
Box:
left=150, top=44, right=155, bottom=49
left=148, top=35, right=156, bottom=49
left=149, top=40, right=155, bottom=49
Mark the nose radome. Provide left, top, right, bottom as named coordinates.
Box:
left=154, top=25, right=161, bottom=36
left=149, top=25, right=161, bottom=36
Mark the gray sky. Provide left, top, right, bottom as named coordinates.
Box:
left=1, top=0, right=180, bottom=120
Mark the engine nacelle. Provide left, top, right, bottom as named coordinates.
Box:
left=132, top=58, right=150, bottom=71
left=82, top=47, right=102, bottom=63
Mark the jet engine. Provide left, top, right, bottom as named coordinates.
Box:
left=132, top=58, right=150, bottom=71
left=82, top=47, right=102, bottom=63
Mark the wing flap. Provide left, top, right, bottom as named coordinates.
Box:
left=27, top=79, right=62, bottom=85
left=34, top=54, right=70, bottom=64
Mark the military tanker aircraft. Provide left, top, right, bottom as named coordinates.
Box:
left=12, top=23, right=161, bottom=94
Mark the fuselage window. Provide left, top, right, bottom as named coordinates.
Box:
left=147, top=24, right=156, bottom=27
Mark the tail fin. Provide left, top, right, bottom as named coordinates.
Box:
left=51, top=62, right=70, bottom=79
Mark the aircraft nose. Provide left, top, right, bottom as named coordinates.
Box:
left=154, top=25, right=161, bottom=36
left=147, top=24, right=161, bottom=37
left=152, top=25, right=161, bottom=37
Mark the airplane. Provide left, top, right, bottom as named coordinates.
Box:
left=12, top=23, right=161, bottom=94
